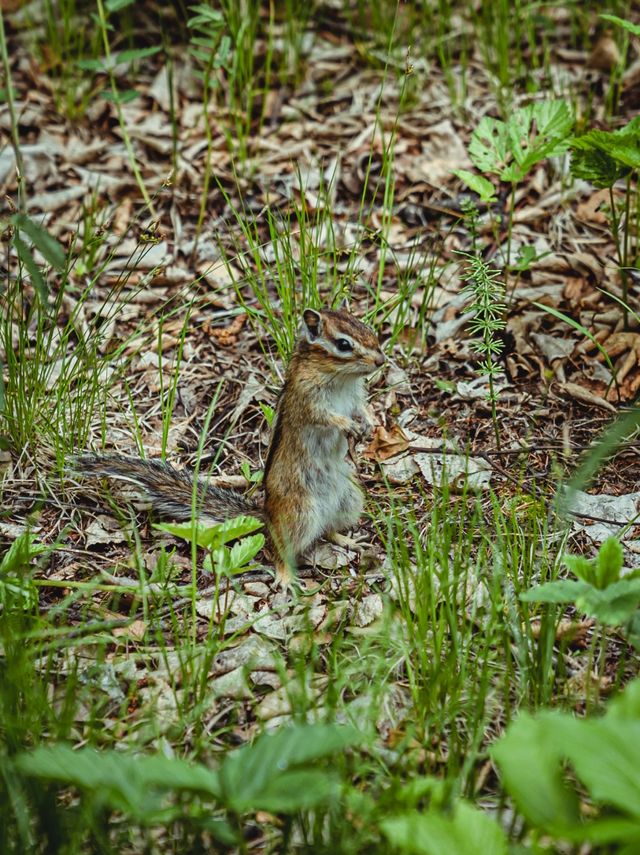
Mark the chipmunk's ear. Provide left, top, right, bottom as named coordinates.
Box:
left=302, top=308, right=322, bottom=341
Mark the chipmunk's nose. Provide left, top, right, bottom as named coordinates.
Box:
left=374, top=351, right=386, bottom=367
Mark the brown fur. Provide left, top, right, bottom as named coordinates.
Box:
left=74, top=308, right=384, bottom=587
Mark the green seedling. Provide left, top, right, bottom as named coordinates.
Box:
left=570, top=116, right=640, bottom=328
left=15, top=722, right=362, bottom=846
left=457, top=250, right=506, bottom=445
left=240, top=460, right=263, bottom=485
left=155, top=514, right=264, bottom=579
left=521, top=536, right=640, bottom=629
left=493, top=676, right=640, bottom=849
left=455, top=100, right=573, bottom=277
left=0, top=532, right=48, bottom=612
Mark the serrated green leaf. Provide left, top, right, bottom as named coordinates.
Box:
left=226, top=534, right=265, bottom=575
left=77, top=57, right=107, bottom=71
left=469, top=100, right=572, bottom=182
left=220, top=723, right=362, bottom=812
left=520, top=579, right=590, bottom=603
left=564, top=554, right=596, bottom=584
left=596, top=537, right=623, bottom=588
left=16, top=745, right=222, bottom=821
left=213, top=515, right=263, bottom=545
left=154, top=515, right=262, bottom=549
left=571, top=146, right=628, bottom=187
left=468, top=116, right=512, bottom=176
left=241, top=769, right=340, bottom=812
left=117, top=46, right=162, bottom=64
left=577, top=578, right=640, bottom=624
left=154, top=521, right=212, bottom=547
left=106, top=0, right=135, bottom=10
left=492, top=712, right=580, bottom=831
left=101, top=88, right=139, bottom=104
left=381, top=802, right=508, bottom=855
left=452, top=169, right=497, bottom=203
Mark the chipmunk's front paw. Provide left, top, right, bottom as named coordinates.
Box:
left=348, top=414, right=372, bottom=443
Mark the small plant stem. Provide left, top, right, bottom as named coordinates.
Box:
left=193, top=38, right=217, bottom=253
left=585, top=622, right=601, bottom=713
left=608, top=185, right=629, bottom=330
left=622, top=174, right=631, bottom=328
left=504, top=181, right=516, bottom=295
left=0, top=9, right=25, bottom=213
left=489, top=374, right=500, bottom=447
left=95, top=0, right=157, bottom=219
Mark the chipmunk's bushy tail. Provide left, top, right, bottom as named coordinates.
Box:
left=71, top=453, right=262, bottom=523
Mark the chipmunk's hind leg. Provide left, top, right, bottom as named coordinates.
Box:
left=269, top=508, right=324, bottom=590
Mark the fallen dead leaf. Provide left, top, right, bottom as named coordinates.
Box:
left=364, top=424, right=410, bottom=462
left=205, top=313, right=247, bottom=347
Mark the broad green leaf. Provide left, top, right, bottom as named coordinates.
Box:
left=77, top=58, right=108, bottom=72
left=13, top=213, right=66, bottom=271
left=101, top=89, right=139, bottom=104
left=491, top=711, right=580, bottom=831
left=564, top=554, right=596, bottom=585
left=596, top=537, right=623, bottom=588
left=576, top=817, right=640, bottom=847
left=520, top=579, right=589, bottom=604
left=117, top=46, right=162, bottom=64
left=600, top=14, right=640, bottom=37
left=451, top=170, right=497, bottom=203
left=155, top=515, right=262, bottom=549
left=530, top=100, right=574, bottom=144
left=227, top=533, right=265, bottom=574
left=220, top=723, right=362, bottom=810
left=106, top=0, right=135, bottom=10
left=506, top=101, right=573, bottom=176
left=577, top=578, right=640, bottom=625
left=469, top=101, right=572, bottom=182
left=154, top=521, right=214, bottom=548
left=609, top=678, right=640, bottom=720
left=571, top=145, right=627, bottom=187
left=213, top=515, right=263, bottom=545
left=239, top=769, right=340, bottom=812
left=17, top=745, right=222, bottom=820
left=468, top=116, right=511, bottom=176
left=557, top=717, right=640, bottom=818
left=575, top=128, right=640, bottom=171
left=381, top=802, right=507, bottom=855
left=571, top=119, right=640, bottom=186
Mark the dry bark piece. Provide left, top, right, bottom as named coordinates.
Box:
left=559, top=381, right=617, bottom=412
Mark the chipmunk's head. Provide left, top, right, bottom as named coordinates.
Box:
left=298, top=307, right=385, bottom=376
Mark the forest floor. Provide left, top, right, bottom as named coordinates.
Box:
left=2, top=1, right=640, bottom=852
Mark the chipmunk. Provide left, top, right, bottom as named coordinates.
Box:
left=74, top=307, right=385, bottom=587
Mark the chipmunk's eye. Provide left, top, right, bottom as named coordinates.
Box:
left=335, top=338, right=353, bottom=353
